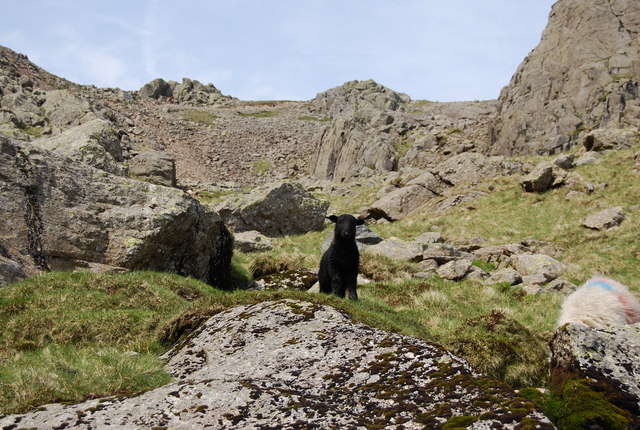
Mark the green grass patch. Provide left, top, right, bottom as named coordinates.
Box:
left=252, top=158, right=272, bottom=174
left=182, top=109, right=219, bottom=126
left=238, top=110, right=280, bottom=118
left=298, top=115, right=332, bottom=122
left=192, top=189, right=235, bottom=204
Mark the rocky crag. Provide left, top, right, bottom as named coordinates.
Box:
left=488, top=0, right=640, bottom=155
left=0, top=300, right=554, bottom=429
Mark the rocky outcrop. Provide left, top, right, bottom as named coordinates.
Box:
left=138, top=77, right=233, bottom=105
left=0, top=135, right=232, bottom=286
left=550, top=323, right=640, bottom=426
left=489, top=0, right=640, bottom=156
left=215, top=181, right=329, bottom=236
left=311, top=80, right=410, bottom=181
left=0, top=300, right=555, bottom=428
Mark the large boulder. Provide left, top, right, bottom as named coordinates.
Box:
left=366, top=184, right=437, bottom=221
left=550, top=323, right=640, bottom=426
left=32, top=119, right=124, bottom=175
left=0, top=135, right=232, bottom=286
left=583, top=127, right=639, bottom=151
left=0, top=300, right=555, bottom=429
left=0, top=256, right=26, bottom=286
left=215, top=181, right=329, bottom=236
left=521, top=164, right=555, bottom=193
left=489, top=0, right=640, bottom=155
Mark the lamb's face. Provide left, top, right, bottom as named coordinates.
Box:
left=329, top=214, right=364, bottom=241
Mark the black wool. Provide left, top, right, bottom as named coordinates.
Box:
left=319, top=214, right=364, bottom=301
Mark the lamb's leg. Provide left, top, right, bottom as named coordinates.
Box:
left=331, top=274, right=345, bottom=298
left=348, top=274, right=358, bottom=301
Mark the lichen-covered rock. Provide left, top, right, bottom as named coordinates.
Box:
left=511, top=254, right=565, bottom=283
left=365, top=239, right=424, bottom=262
left=215, top=181, right=329, bottom=236
left=486, top=267, right=523, bottom=286
left=233, top=230, right=273, bottom=253
left=423, top=243, right=475, bottom=264
left=0, top=300, right=555, bottom=429
left=0, top=135, right=232, bottom=286
left=436, top=258, right=473, bottom=281
left=128, top=150, right=176, bottom=187
left=550, top=323, right=640, bottom=426
left=583, top=206, right=625, bottom=230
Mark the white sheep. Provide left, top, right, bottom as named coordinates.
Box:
left=557, top=276, right=640, bottom=329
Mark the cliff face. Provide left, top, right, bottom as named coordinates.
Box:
left=488, top=0, right=640, bottom=156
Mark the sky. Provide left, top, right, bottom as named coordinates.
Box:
left=0, top=0, right=556, bottom=102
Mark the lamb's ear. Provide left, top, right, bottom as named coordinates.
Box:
left=327, top=215, right=338, bottom=223
left=356, top=218, right=365, bottom=225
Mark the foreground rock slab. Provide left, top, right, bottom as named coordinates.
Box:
left=0, top=300, right=555, bottom=429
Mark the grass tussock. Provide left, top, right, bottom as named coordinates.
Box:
left=359, top=252, right=419, bottom=281
left=248, top=252, right=308, bottom=278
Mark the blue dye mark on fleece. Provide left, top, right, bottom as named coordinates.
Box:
left=585, top=280, right=616, bottom=291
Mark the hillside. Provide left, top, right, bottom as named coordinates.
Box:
left=1, top=0, right=640, bottom=428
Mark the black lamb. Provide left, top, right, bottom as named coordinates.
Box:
left=319, top=214, right=364, bottom=300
